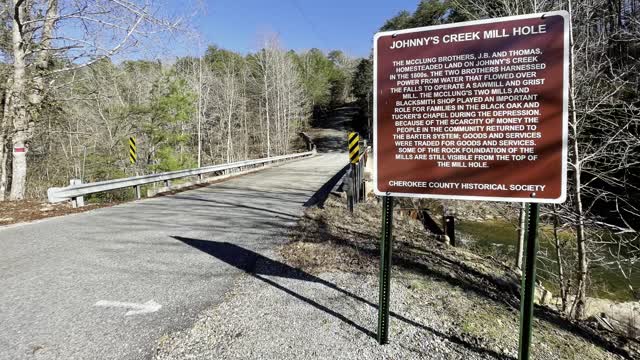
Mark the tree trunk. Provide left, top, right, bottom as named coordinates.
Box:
left=264, top=65, right=271, bottom=158
left=0, top=87, right=9, bottom=201
left=197, top=56, right=203, bottom=167
left=552, top=204, right=568, bottom=312
left=226, top=79, right=234, bottom=163
left=0, top=133, right=7, bottom=201
left=7, top=0, right=57, bottom=200
left=9, top=131, right=28, bottom=200
left=7, top=0, right=28, bottom=200
left=242, top=69, right=248, bottom=159
left=572, top=140, right=588, bottom=319
left=568, top=0, right=588, bottom=320
left=259, top=99, right=264, bottom=156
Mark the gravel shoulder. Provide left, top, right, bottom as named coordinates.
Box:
left=0, top=200, right=112, bottom=227
left=154, top=197, right=633, bottom=360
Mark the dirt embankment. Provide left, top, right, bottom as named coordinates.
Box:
left=281, top=196, right=639, bottom=360
left=0, top=200, right=111, bottom=227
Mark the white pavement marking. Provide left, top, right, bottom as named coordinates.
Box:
left=94, top=300, right=162, bottom=316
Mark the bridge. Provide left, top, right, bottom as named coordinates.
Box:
left=0, top=151, right=349, bottom=359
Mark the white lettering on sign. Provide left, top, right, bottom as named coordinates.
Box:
left=389, top=26, right=548, bottom=50
left=374, top=11, right=570, bottom=203
left=387, top=181, right=547, bottom=193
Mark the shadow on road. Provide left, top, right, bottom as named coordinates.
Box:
left=170, top=195, right=300, bottom=219
left=172, top=236, right=513, bottom=359
left=303, top=164, right=349, bottom=208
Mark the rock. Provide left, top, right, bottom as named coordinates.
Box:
left=535, top=286, right=553, bottom=305
left=434, top=234, right=450, bottom=245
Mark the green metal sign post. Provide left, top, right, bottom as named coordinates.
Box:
left=518, top=203, right=540, bottom=360
left=377, top=196, right=394, bottom=345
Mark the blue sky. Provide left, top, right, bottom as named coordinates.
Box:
left=170, top=0, right=419, bottom=58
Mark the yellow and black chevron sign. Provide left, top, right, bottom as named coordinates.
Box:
left=129, top=137, right=137, bottom=164
left=348, top=132, right=360, bottom=164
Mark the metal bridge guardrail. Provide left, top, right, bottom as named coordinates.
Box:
left=47, top=150, right=317, bottom=204
left=345, top=145, right=370, bottom=212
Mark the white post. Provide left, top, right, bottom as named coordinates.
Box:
left=70, top=179, right=84, bottom=208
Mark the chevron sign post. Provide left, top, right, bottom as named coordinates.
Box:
left=348, top=132, right=360, bottom=164
left=129, top=137, right=137, bottom=165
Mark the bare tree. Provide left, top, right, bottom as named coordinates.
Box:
left=453, top=0, right=640, bottom=319
left=253, top=40, right=274, bottom=157
left=563, top=0, right=639, bottom=318
left=0, top=0, right=181, bottom=200
left=211, top=60, right=241, bottom=163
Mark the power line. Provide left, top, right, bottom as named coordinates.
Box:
left=288, top=0, right=331, bottom=50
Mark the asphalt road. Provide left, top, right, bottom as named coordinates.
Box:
left=0, top=153, right=346, bottom=360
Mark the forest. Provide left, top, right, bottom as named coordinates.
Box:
left=0, top=1, right=359, bottom=201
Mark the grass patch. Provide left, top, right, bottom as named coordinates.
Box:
left=461, top=307, right=511, bottom=340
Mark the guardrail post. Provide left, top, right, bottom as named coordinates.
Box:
left=351, top=163, right=356, bottom=204
left=358, top=161, right=363, bottom=201
left=344, top=171, right=354, bottom=213
left=353, top=163, right=360, bottom=204
left=134, top=185, right=141, bottom=200
left=358, top=157, right=364, bottom=201
left=70, top=179, right=84, bottom=208
left=348, top=132, right=361, bottom=205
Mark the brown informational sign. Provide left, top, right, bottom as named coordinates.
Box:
left=374, top=12, right=569, bottom=203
